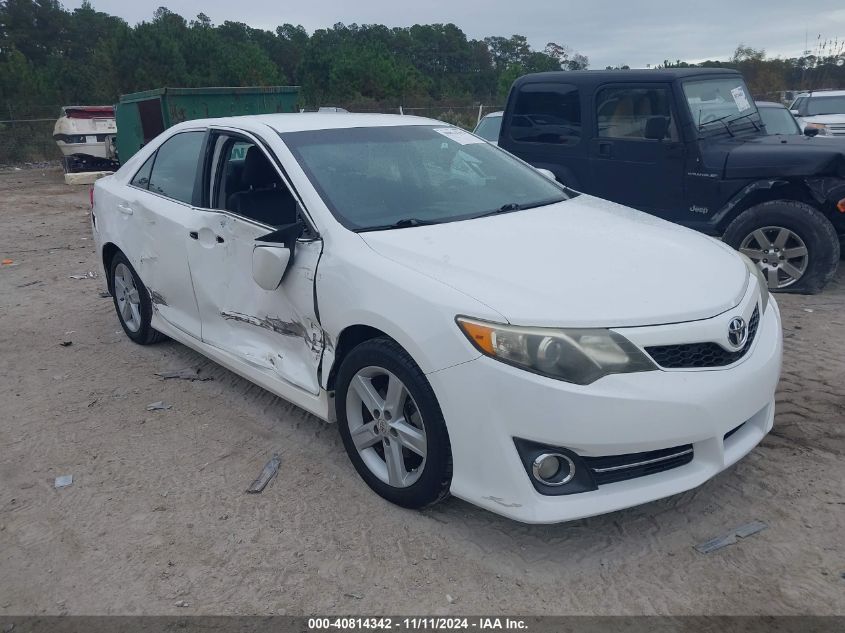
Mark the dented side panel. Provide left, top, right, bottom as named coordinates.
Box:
left=186, top=211, right=323, bottom=395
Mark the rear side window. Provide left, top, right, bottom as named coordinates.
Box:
left=130, top=154, right=155, bottom=189
left=147, top=131, right=205, bottom=204
left=509, top=83, right=581, bottom=145
left=596, top=86, right=678, bottom=140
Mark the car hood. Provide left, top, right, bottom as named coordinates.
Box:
left=721, top=133, right=845, bottom=178
left=359, top=195, right=749, bottom=328
left=801, top=113, right=845, bottom=125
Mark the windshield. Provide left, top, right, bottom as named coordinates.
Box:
left=683, top=77, right=759, bottom=131
left=473, top=115, right=502, bottom=141
left=807, top=95, right=845, bottom=116
left=759, top=106, right=800, bottom=135
left=281, top=125, right=568, bottom=231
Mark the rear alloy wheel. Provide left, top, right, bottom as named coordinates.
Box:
left=109, top=251, right=165, bottom=345
left=723, top=200, right=840, bottom=294
left=335, top=337, right=452, bottom=509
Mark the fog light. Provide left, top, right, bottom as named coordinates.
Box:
left=532, top=453, right=575, bottom=486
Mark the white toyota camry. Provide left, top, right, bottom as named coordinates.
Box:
left=91, top=114, right=782, bottom=523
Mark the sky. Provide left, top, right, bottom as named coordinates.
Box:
left=64, top=0, right=845, bottom=70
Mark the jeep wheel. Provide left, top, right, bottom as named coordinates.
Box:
left=723, top=200, right=840, bottom=294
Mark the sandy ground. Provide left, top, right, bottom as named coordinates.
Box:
left=0, top=166, right=843, bottom=616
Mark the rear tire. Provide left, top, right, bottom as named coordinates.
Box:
left=723, top=200, right=839, bottom=294
left=335, top=337, right=452, bottom=509
left=109, top=251, right=165, bottom=345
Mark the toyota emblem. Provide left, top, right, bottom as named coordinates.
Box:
left=728, top=317, right=748, bottom=349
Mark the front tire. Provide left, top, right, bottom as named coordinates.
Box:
left=335, top=337, right=452, bottom=509
left=109, top=251, right=165, bottom=345
left=723, top=200, right=840, bottom=294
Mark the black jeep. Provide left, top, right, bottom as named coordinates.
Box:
left=499, top=68, right=845, bottom=293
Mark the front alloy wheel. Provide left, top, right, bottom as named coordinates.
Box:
left=335, top=337, right=452, bottom=509
left=346, top=367, right=427, bottom=488
left=722, top=200, right=840, bottom=294
left=739, top=226, right=808, bottom=289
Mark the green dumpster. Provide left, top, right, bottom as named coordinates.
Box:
left=115, top=86, right=300, bottom=163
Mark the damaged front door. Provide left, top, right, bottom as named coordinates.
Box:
left=185, top=133, right=324, bottom=395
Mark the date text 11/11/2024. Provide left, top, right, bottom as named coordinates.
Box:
left=308, top=617, right=528, bottom=630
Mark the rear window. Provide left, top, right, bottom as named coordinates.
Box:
left=474, top=115, right=502, bottom=142
left=508, top=83, right=581, bottom=145
left=147, top=131, right=205, bottom=204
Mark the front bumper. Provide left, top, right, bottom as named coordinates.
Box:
left=428, top=299, right=782, bottom=523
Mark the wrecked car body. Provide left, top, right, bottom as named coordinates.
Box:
left=91, top=114, right=782, bottom=523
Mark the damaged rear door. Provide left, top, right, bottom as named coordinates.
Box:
left=185, top=130, right=324, bottom=395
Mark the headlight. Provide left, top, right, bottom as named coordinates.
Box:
left=804, top=123, right=831, bottom=136
left=456, top=317, right=657, bottom=385
left=739, top=253, right=769, bottom=314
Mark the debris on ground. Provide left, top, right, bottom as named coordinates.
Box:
left=246, top=453, right=282, bottom=493
left=694, top=520, right=768, bottom=554
left=155, top=368, right=212, bottom=382
left=146, top=401, right=172, bottom=411
left=343, top=593, right=364, bottom=600
left=174, top=600, right=190, bottom=608
left=446, top=594, right=456, bottom=604
left=59, top=341, right=73, bottom=347
left=803, top=308, right=814, bottom=313
left=1, top=259, right=13, bottom=265
left=54, top=475, right=73, bottom=489
left=16, top=280, right=40, bottom=288
left=69, top=271, right=97, bottom=280
left=98, top=291, right=111, bottom=298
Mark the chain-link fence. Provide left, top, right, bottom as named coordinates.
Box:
left=0, top=105, right=64, bottom=166
left=0, top=103, right=504, bottom=166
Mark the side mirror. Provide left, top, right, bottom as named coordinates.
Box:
left=803, top=126, right=820, bottom=137
left=535, top=168, right=557, bottom=181
left=790, top=110, right=800, bottom=117
left=643, top=116, right=669, bottom=141
left=252, top=245, right=291, bottom=291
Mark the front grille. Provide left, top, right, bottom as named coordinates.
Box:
left=646, top=306, right=760, bottom=369
left=584, top=445, right=694, bottom=486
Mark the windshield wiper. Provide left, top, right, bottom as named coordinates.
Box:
left=727, top=110, right=761, bottom=131
left=698, top=112, right=735, bottom=137
left=473, top=202, right=522, bottom=219
left=360, top=217, right=443, bottom=231
left=472, top=196, right=566, bottom=219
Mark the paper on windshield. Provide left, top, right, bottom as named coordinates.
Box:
left=433, top=127, right=485, bottom=145
left=731, top=86, right=752, bottom=112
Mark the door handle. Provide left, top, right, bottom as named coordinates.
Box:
left=189, top=231, right=198, bottom=240
left=117, top=203, right=134, bottom=215
left=598, top=142, right=613, bottom=158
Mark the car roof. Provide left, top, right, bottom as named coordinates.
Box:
left=514, top=67, right=740, bottom=87
left=170, top=113, right=441, bottom=134
left=804, top=89, right=845, bottom=97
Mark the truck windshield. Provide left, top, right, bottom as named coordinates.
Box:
left=281, top=125, right=568, bottom=231
left=806, top=95, right=845, bottom=116
left=683, top=77, right=759, bottom=131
